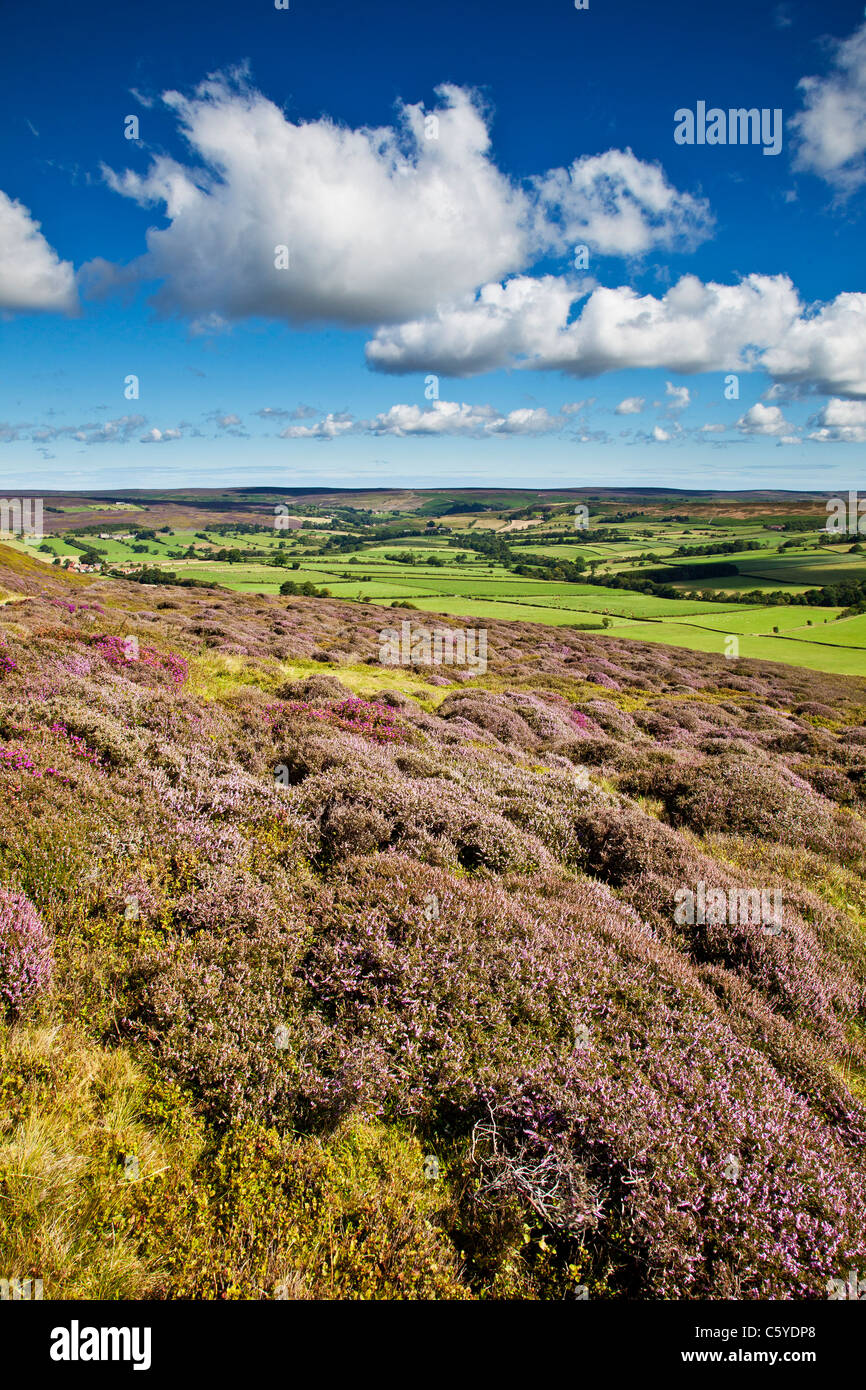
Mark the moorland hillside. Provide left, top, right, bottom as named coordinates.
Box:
left=1, top=547, right=865, bottom=1299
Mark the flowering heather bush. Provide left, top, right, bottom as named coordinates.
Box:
left=5, top=562, right=866, bottom=1298
left=625, top=754, right=866, bottom=865
left=201, top=856, right=865, bottom=1298
left=438, top=691, right=540, bottom=748
left=276, top=674, right=353, bottom=702
left=581, top=700, right=639, bottom=737
left=0, top=743, right=75, bottom=793
left=63, top=653, right=93, bottom=678
left=38, top=700, right=146, bottom=769
left=46, top=721, right=104, bottom=767
left=92, top=634, right=189, bottom=688
left=0, top=885, right=52, bottom=1014
left=289, top=757, right=556, bottom=874
left=266, top=695, right=404, bottom=744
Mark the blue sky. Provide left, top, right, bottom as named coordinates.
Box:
left=1, top=0, right=866, bottom=490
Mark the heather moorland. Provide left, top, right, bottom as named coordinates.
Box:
left=2, top=543, right=866, bottom=1300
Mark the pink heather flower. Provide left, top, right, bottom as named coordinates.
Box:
left=92, top=634, right=189, bottom=687
left=267, top=696, right=403, bottom=744
left=0, top=886, right=53, bottom=1015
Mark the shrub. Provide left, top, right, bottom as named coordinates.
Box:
left=631, top=754, right=866, bottom=865
left=0, top=886, right=53, bottom=1015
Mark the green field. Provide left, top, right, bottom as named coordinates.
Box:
left=672, top=606, right=842, bottom=634
left=794, top=613, right=866, bottom=648
left=19, top=505, right=866, bottom=675
left=608, top=621, right=866, bottom=675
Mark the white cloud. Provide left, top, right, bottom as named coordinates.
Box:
left=0, top=421, right=31, bottom=443
left=615, top=396, right=644, bottom=414
left=651, top=425, right=671, bottom=442
left=366, top=274, right=578, bottom=376
left=257, top=404, right=318, bottom=421
left=102, top=77, right=534, bottom=327
left=0, top=189, right=77, bottom=314
left=140, top=427, right=182, bottom=444
left=0, top=415, right=147, bottom=446
left=207, top=411, right=248, bottom=436
left=100, top=74, right=711, bottom=330
left=735, top=403, right=792, bottom=436
left=368, top=272, right=866, bottom=400
left=368, top=401, right=565, bottom=436
left=90, top=71, right=866, bottom=414
left=807, top=397, right=866, bottom=442
left=275, top=400, right=575, bottom=440
left=532, top=148, right=712, bottom=257
left=665, top=382, right=691, bottom=410
left=279, top=412, right=356, bottom=440
left=760, top=292, right=866, bottom=398
left=700, top=422, right=726, bottom=433
left=368, top=272, right=801, bottom=379
left=791, top=20, right=866, bottom=191
left=81, top=416, right=149, bottom=444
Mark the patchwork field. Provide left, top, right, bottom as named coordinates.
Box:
left=13, top=492, right=866, bottom=675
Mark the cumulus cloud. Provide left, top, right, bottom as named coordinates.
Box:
left=760, top=292, right=866, bottom=398
left=280, top=412, right=356, bottom=440
left=615, top=396, right=644, bottom=414
left=78, top=416, right=149, bottom=444
left=368, top=272, right=800, bottom=378
left=735, top=403, right=793, bottom=437
left=207, top=411, right=248, bottom=438
left=369, top=401, right=566, bottom=437
left=140, top=427, right=183, bottom=443
left=0, top=421, right=32, bottom=443
left=0, top=189, right=78, bottom=314
left=807, top=397, right=866, bottom=442
left=0, top=413, right=225, bottom=448
left=90, top=70, right=865, bottom=413
left=665, top=382, right=691, bottom=410
left=533, top=148, right=712, bottom=257
left=0, top=415, right=147, bottom=446
left=365, top=274, right=579, bottom=377
left=99, top=74, right=712, bottom=330
left=256, top=404, right=317, bottom=420
left=275, top=400, right=577, bottom=440
left=368, top=272, right=866, bottom=399
left=791, top=20, right=866, bottom=191
left=101, top=77, right=534, bottom=327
